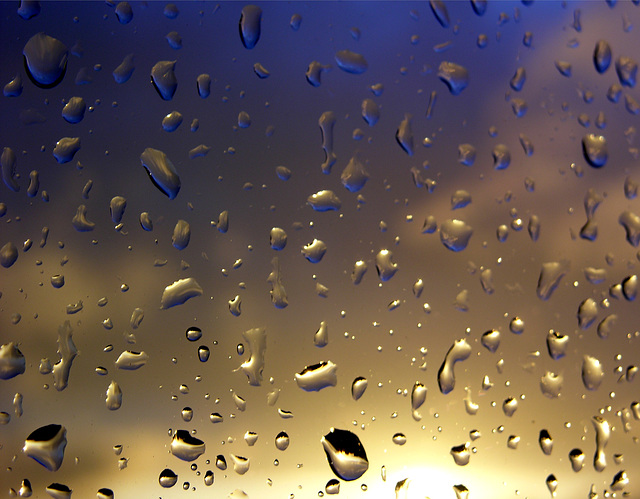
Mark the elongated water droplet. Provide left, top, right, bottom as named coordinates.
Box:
left=396, top=113, right=414, bottom=156
left=239, top=5, right=262, bottom=49
left=115, top=350, right=148, bottom=370
left=616, top=56, right=638, bottom=87
left=321, top=428, right=368, bottom=481
left=352, top=260, right=367, bottom=284
left=61, top=97, right=85, bottom=124
left=582, top=355, right=604, bottom=390
left=592, top=416, right=610, bottom=472
left=235, top=328, right=266, bottom=386
left=106, top=381, right=122, bottom=410
left=267, top=257, right=288, bottom=308
left=539, top=429, right=553, bottom=455
left=171, top=220, right=190, bottom=250
left=492, top=144, right=511, bottom=170
left=411, top=382, right=427, bottom=420
left=537, top=260, right=569, bottom=300
left=160, top=278, right=203, bottom=309
left=578, top=298, right=598, bottom=329
left=438, top=339, right=472, bottom=394
left=510, top=67, right=526, bottom=91
left=140, top=148, right=180, bottom=199
left=162, top=111, right=183, bottom=132
left=546, top=330, right=568, bottom=360
left=314, top=321, right=329, bottom=347
left=376, top=249, right=398, bottom=281
left=53, top=321, right=77, bottom=391
left=335, top=50, right=368, bottom=74
left=594, top=40, right=612, bottom=73
left=295, top=361, right=337, bottom=391
left=53, top=137, right=81, bottom=164
left=151, top=60, right=177, bottom=100
left=308, top=190, right=341, bottom=211
left=113, top=53, right=134, bottom=83
left=351, top=377, right=367, bottom=401
left=45, top=483, right=71, bottom=498
left=619, top=210, right=640, bottom=246
left=23, top=424, right=67, bottom=471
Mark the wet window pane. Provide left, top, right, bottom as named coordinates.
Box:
left=1, top=1, right=639, bottom=497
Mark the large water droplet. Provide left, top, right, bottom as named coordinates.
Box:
left=53, top=137, right=81, bottom=164
left=438, top=62, right=469, bottom=95
left=160, top=277, right=203, bottom=309
left=440, top=219, right=473, bottom=251
left=592, top=416, right=610, bottom=472
left=302, top=239, right=327, bottom=263
left=115, top=350, right=148, bottom=370
left=594, top=40, right=612, bottom=73
left=569, top=448, right=584, bottom=472
left=375, top=249, right=398, bottom=281
left=335, top=50, right=368, bottom=74
left=140, top=148, right=180, bottom=199
left=106, top=381, right=122, bottom=410
left=341, top=154, right=369, bottom=192
left=23, top=424, right=67, bottom=471
left=321, top=428, right=369, bottom=481
left=430, top=0, right=450, bottom=27
left=578, top=298, right=598, bottom=329
left=539, top=429, right=553, bottom=455
left=396, top=114, right=414, bottom=156
left=23, top=32, right=68, bottom=88
left=0, top=342, right=26, bottom=379
left=450, top=442, right=471, bottom=466
left=239, top=5, right=262, bottom=49
left=492, top=144, right=511, bottom=170
left=540, top=371, right=563, bottom=398
left=582, top=134, right=608, bottom=167
left=546, top=330, right=568, bottom=360
left=582, top=355, right=604, bottom=390
left=236, top=328, right=266, bottom=386
left=481, top=330, right=500, bottom=353
left=351, top=377, right=367, bottom=401
left=308, top=190, right=341, bottom=211
left=171, top=220, right=191, bottom=250
left=295, top=361, right=337, bottom=391
left=151, top=61, right=177, bottom=100
left=113, top=53, right=134, bottom=83
left=171, top=430, right=205, bottom=462
left=159, top=468, right=178, bottom=488
left=616, top=56, right=638, bottom=87
left=537, top=260, right=569, bottom=300
left=275, top=431, right=290, bottom=451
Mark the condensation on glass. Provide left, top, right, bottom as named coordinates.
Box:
left=0, top=1, right=639, bottom=497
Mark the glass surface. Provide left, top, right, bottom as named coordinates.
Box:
left=1, top=1, right=639, bottom=497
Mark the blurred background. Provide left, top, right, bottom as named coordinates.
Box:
left=0, top=1, right=639, bottom=497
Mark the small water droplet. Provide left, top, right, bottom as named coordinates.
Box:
left=438, top=62, right=469, bottom=95
left=450, top=442, right=470, bottom=465
left=159, top=468, right=178, bottom=488
left=171, top=430, right=205, bottom=462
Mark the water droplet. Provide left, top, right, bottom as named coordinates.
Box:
left=160, top=278, right=203, bottom=309
left=582, top=355, right=604, bottom=390
left=234, top=328, right=266, bottom=386
left=352, top=260, right=368, bottom=284
left=351, top=377, right=368, bottom=401
left=481, top=330, right=500, bottom=353
left=162, top=111, right=183, bottom=132
left=203, top=470, right=214, bottom=486
left=18, top=478, right=32, bottom=497
left=582, top=134, right=608, bottom=167
left=274, top=431, right=290, bottom=451
left=593, top=40, right=612, bottom=74
left=115, top=350, right=148, bottom=370
left=302, top=239, right=327, bottom=263
left=592, top=416, right=610, bottom=472
left=23, top=424, right=67, bottom=471
left=569, top=448, right=584, bottom=472
left=438, top=339, right=472, bottom=394
left=53, top=137, right=81, bottom=164
left=450, top=442, right=470, bottom=466
left=239, top=5, right=262, bottom=49
left=376, top=249, right=398, bottom=281
left=314, top=321, right=329, bottom=347
left=361, top=99, right=380, bottom=127
left=308, top=190, right=341, bottom=211
left=296, top=361, right=337, bottom=391
left=619, top=210, right=640, bottom=246
left=392, top=433, right=406, bottom=445
left=171, top=430, right=205, bottom=462
left=341, top=154, right=369, bottom=192
left=545, top=330, right=568, bottom=360
left=453, top=484, right=470, bottom=499
left=622, top=274, right=638, bottom=300
left=510, top=67, right=526, bottom=91
left=321, top=428, right=368, bottom=481
left=537, top=261, right=569, bottom=300
left=540, top=371, right=563, bottom=398
left=171, top=220, right=191, bottom=250
left=114, top=1, right=133, bottom=24
left=61, top=97, right=86, bottom=124
left=52, top=321, right=77, bottom=391
left=458, top=143, right=476, bottom=166
left=23, top=32, right=68, bottom=88
left=335, top=50, right=368, bottom=74
left=440, top=219, right=473, bottom=251
left=267, top=257, right=288, bottom=308
left=159, top=468, right=178, bottom=488
left=451, top=190, right=472, bottom=210
left=502, top=397, right=518, bottom=417
left=140, top=148, right=180, bottom=199
left=0, top=242, right=18, bottom=269
left=165, top=30, right=182, bottom=50
left=108, top=196, right=127, bottom=226
left=411, top=382, right=427, bottom=420
left=113, top=53, right=134, bottom=83
left=306, top=61, right=331, bottom=87
left=555, top=60, right=572, bottom=77
left=438, top=61, right=469, bottom=95
left=151, top=61, right=177, bottom=100
left=17, top=1, right=40, bottom=20
left=106, top=381, right=122, bottom=410
left=578, top=298, right=598, bottom=329
left=45, top=483, right=71, bottom=498
left=430, top=0, right=450, bottom=27
left=215, top=454, right=227, bottom=470
left=611, top=470, right=629, bottom=491
left=395, top=113, right=414, bottom=156
left=616, top=56, right=637, bottom=87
